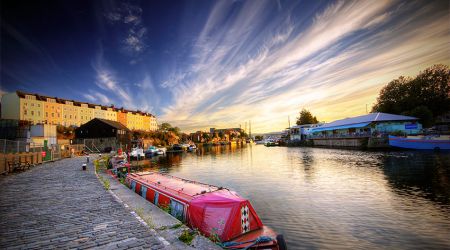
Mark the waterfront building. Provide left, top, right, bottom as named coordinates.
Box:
left=105, top=107, right=117, bottom=121
left=78, top=102, right=93, bottom=125
left=289, top=123, right=323, bottom=141
left=75, top=118, right=130, bottom=144
left=0, top=91, right=157, bottom=132
left=61, top=100, right=78, bottom=127
left=116, top=109, right=128, bottom=127
left=43, top=97, right=62, bottom=125
left=309, top=112, right=422, bottom=148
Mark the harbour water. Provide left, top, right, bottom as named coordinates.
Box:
left=140, top=145, right=450, bottom=249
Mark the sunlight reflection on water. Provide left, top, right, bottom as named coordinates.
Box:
left=139, top=145, right=450, bottom=249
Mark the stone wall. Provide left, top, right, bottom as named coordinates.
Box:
left=312, top=138, right=368, bottom=148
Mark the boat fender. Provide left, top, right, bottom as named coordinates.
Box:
left=276, top=234, right=287, bottom=250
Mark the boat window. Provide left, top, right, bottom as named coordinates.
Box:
left=141, top=186, right=147, bottom=198
left=170, top=199, right=185, bottom=221
left=154, top=192, right=159, bottom=206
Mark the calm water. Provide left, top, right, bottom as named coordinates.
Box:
left=140, top=145, right=450, bottom=249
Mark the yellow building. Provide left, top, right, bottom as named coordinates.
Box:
left=1, top=91, right=158, bottom=131
left=150, top=115, right=158, bottom=131
left=105, top=107, right=117, bottom=121
left=78, top=103, right=93, bottom=125
left=93, top=105, right=106, bottom=119
left=43, top=97, right=62, bottom=125
left=62, top=100, right=79, bottom=126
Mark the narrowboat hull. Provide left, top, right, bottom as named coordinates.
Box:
left=389, top=135, right=450, bottom=150
left=126, top=172, right=286, bottom=249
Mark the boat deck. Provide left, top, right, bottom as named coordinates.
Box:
left=129, top=172, right=222, bottom=201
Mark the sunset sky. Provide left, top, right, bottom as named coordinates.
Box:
left=1, top=0, right=449, bottom=133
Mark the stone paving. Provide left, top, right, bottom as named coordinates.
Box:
left=0, top=157, right=176, bottom=249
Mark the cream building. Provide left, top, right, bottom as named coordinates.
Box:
left=1, top=91, right=157, bottom=131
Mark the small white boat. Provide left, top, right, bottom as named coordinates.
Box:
left=130, top=147, right=145, bottom=158
left=156, top=147, right=166, bottom=155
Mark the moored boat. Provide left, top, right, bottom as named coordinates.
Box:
left=388, top=135, right=450, bottom=150
left=264, top=140, right=279, bottom=147
left=144, top=146, right=158, bottom=156
left=167, top=144, right=183, bottom=153
left=126, top=172, right=286, bottom=249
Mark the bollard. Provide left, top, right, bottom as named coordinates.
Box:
left=82, top=163, right=87, bottom=171
left=86, top=155, right=90, bottom=163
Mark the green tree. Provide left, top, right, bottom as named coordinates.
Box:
left=296, top=109, right=319, bottom=125
left=402, top=106, right=434, bottom=128
left=371, top=76, right=413, bottom=114
left=159, top=122, right=172, bottom=131
left=372, top=64, right=450, bottom=127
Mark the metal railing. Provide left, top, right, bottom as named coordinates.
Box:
left=0, top=139, right=45, bottom=154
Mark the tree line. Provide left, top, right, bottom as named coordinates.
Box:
left=371, top=64, right=449, bottom=127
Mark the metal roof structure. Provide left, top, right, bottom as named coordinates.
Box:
left=312, top=112, right=418, bottom=132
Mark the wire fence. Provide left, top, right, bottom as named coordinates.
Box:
left=0, top=139, right=86, bottom=174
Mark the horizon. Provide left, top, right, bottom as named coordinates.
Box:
left=1, top=0, right=449, bottom=133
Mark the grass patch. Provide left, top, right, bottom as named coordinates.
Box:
left=134, top=207, right=155, bottom=228
left=158, top=203, right=171, bottom=214
left=178, top=229, right=196, bottom=245
left=170, top=223, right=183, bottom=229
left=98, top=175, right=110, bottom=190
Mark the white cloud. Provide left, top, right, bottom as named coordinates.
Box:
left=92, top=51, right=134, bottom=109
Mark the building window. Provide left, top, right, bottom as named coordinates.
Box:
left=52, top=113, right=54, bottom=117
left=24, top=110, right=27, bottom=115
left=31, top=111, right=34, bottom=116
left=46, top=112, right=48, bottom=117
left=38, top=111, right=40, bottom=116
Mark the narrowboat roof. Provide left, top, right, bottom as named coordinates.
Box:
left=128, top=172, right=222, bottom=201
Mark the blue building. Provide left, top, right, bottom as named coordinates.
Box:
left=309, top=113, right=422, bottom=148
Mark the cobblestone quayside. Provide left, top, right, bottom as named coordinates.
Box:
left=0, top=157, right=176, bottom=249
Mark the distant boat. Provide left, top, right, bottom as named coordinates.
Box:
left=167, top=144, right=183, bottom=153
left=156, top=147, right=166, bottom=155
left=388, top=135, right=450, bottom=150
left=264, top=139, right=279, bottom=147
left=144, top=146, right=158, bottom=156
left=130, top=147, right=145, bottom=158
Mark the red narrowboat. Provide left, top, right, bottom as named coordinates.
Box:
left=126, top=172, right=286, bottom=249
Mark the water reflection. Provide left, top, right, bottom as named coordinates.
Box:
left=136, top=145, right=450, bottom=249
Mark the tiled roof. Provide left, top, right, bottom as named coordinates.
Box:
left=94, top=118, right=130, bottom=131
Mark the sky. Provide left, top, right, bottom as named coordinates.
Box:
left=1, top=0, right=449, bottom=133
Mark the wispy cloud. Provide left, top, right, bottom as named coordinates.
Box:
left=105, top=2, right=147, bottom=56
left=92, top=50, right=134, bottom=108
left=158, top=0, right=450, bottom=132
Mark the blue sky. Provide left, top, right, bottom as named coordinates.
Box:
left=1, top=0, right=449, bottom=132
